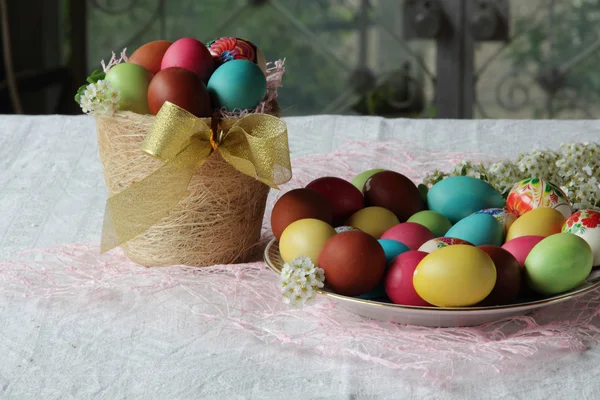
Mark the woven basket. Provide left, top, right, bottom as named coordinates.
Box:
left=96, top=111, right=275, bottom=267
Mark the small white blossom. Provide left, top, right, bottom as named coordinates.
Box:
left=79, top=80, right=120, bottom=115
left=280, top=257, right=325, bottom=308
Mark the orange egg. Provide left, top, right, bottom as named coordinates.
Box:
left=129, top=40, right=173, bottom=75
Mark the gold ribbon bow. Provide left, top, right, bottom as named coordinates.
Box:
left=100, top=102, right=292, bottom=252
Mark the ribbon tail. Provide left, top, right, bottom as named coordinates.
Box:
left=100, top=140, right=212, bottom=253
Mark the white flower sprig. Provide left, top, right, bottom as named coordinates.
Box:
left=280, top=256, right=325, bottom=308
left=422, top=142, right=600, bottom=210
left=79, top=80, right=120, bottom=116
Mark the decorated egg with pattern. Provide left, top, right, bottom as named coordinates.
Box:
left=474, top=208, right=518, bottom=233
left=563, top=209, right=600, bottom=266
left=506, top=178, right=571, bottom=218
left=418, top=237, right=474, bottom=253
left=207, top=37, right=266, bottom=70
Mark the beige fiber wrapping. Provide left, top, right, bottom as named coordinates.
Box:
left=96, top=111, right=272, bottom=267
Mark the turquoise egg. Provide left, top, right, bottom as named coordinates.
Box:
left=427, top=176, right=504, bottom=224
left=445, top=213, right=503, bottom=246
left=358, top=239, right=409, bottom=299
left=207, top=59, right=267, bottom=110
left=378, top=239, right=410, bottom=264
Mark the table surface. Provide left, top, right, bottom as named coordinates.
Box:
left=2, top=114, right=600, bottom=399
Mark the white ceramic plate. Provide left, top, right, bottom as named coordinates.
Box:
left=264, top=239, right=600, bottom=327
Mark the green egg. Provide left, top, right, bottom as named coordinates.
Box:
left=105, top=63, right=152, bottom=114
left=407, top=210, right=452, bottom=238
left=351, top=169, right=385, bottom=191
left=524, top=233, right=593, bottom=295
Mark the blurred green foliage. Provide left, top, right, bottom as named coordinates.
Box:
left=507, top=0, right=600, bottom=117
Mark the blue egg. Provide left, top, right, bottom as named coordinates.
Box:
left=358, top=239, right=410, bottom=300
left=427, top=176, right=504, bottom=224
left=378, top=239, right=410, bottom=264
left=207, top=59, right=267, bottom=110
left=445, top=213, right=503, bottom=246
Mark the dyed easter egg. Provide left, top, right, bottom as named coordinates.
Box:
left=505, top=207, right=566, bottom=242
left=478, top=245, right=522, bottom=305
left=358, top=239, right=410, bottom=299
left=501, top=235, right=545, bottom=268
left=407, top=210, right=452, bottom=238
left=562, top=209, right=600, bottom=266
left=378, top=239, right=410, bottom=264
left=318, top=231, right=386, bottom=296
left=207, top=60, right=267, bottom=111
left=351, top=168, right=385, bottom=191
left=147, top=67, right=212, bottom=117
left=207, top=37, right=258, bottom=64
left=104, top=62, right=152, bottom=114
left=506, top=177, right=571, bottom=218
left=161, top=38, right=215, bottom=83
left=363, top=171, right=425, bottom=222
left=418, top=237, right=474, bottom=253
left=335, top=226, right=360, bottom=234
left=279, top=218, right=335, bottom=264
left=129, top=40, right=172, bottom=75
left=345, top=207, right=400, bottom=238
left=445, top=213, right=503, bottom=246
left=380, top=222, right=435, bottom=250
left=427, top=176, right=504, bottom=224
left=413, top=245, right=496, bottom=307
left=306, top=177, right=364, bottom=227
left=525, top=233, right=593, bottom=295
left=385, top=251, right=431, bottom=306
left=474, top=208, right=517, bottom=233
left=271, top=188, right=332, bottom=240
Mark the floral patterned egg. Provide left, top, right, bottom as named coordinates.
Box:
left=506, top=177, right=571, bottom=218
left=474, top=208, right=518, bottom=233
left=207, top=37, right=258, bottom=64
left=563, top=209, right=600, bottom=266
left=418, top=237, right=474, bottom=253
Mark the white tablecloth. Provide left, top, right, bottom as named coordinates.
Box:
left=2, top=115, right=600, bottom=399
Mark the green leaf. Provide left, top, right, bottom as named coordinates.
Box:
left=74, top=70, right=106, bottom=105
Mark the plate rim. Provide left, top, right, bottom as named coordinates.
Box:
left=263, top=238, right=600, bottom=313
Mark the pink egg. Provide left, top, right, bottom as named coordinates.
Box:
left=385, top=251, right=431, bottom=306
left=380, top=222, right=434, bottom=250
left=501, top=235, right=545, bottom=268
left=161, top=38, right=215, bottom=83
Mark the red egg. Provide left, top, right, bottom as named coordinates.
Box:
left=384, top=251, right=431, bottom=306
left=147, top=67, right=212, bottom=117
left=501, top=235, right=545, bottom=269
left=380, top=222, right=435, bottom=250
left=318, top=231, right=386, bottom=296
left=161, top=38, right=215, bottom=83
left=305, top=177, right=364, bottom=226
left=363, top=171, right=425, bottom=222
left=271, top=188, right=333, bottom=241
left=478, top=245, right=522, bottom=305
left=129, top=40, right=173, bottom=75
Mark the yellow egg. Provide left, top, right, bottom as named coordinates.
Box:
left=279, top=218, right=336, bottom=264
left=505, top=207, right=566, bottom=242
left=413, top=245, right=496, bottom=307
left=345, top=206, right=400, bottom=238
